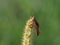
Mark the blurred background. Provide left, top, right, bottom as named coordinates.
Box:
left=0, top=0, right=60, bottom=45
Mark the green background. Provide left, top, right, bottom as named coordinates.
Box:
left=0, top=0, right=60, bottom=45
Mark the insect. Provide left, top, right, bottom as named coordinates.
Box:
left=32, top=16, right=40, bottom=36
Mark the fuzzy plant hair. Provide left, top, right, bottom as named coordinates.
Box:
left=22, top=16, right=40, bottom=45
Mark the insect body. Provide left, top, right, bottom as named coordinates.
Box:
left=32, top=16, right=40, bottom=36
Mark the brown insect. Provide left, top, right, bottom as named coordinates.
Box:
left=32, top=16, right=40, bottom=36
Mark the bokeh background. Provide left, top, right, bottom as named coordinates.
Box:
left=0, top=0, right=60, bottom=45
